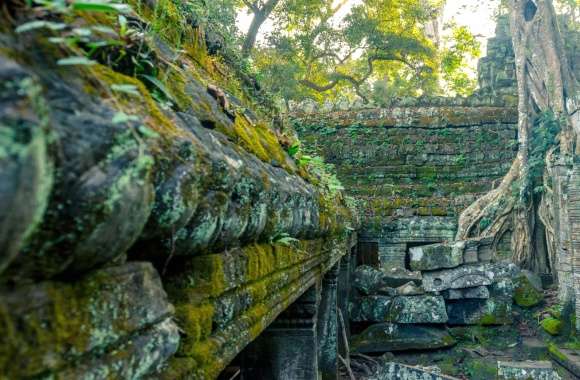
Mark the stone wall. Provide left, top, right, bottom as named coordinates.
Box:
left=296, top=106, right=518, bottom=271
left=0, top=2, right=355, bottom=379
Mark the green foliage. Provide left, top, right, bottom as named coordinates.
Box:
left=300, top=155, right=344, bottom=196
left=249, top=0, right=444, bottom=104
left=541, top=317, right=563, bottom=336
left=270, top=232, right=300, bottom=247
left=529, top=110, right=562, bottom=190
left=16, top=1, right=131, bottom=66
left=441, top=24, right=481, bottom=96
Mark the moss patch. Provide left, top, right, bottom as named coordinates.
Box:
left=514, top=275, right=544, bottom=307
left=541, top=317, right=563, bottom=336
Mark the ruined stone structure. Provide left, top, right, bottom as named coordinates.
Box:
left=292, top=15, right=580, bottom=377
left=297, top=106, right=518, bottom=271
left=1, top=3, right=579, bottom=380
left=0, top=3, right=357, bottom=379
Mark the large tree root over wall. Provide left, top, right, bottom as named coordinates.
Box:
left=455, top=0, right=578, bottom=273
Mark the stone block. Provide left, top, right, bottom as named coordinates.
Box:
left=514, top=272, right=544, bottom=307
left=354, top=265, right=385, bottom=295
left=350, top=296, right=394, bottom=322
left=383, top=267, right=422, bottom=288
left=409, top=241, right=464, bottom=271
left=422, top=262, right=519, bottom=292
left=389, top=295, right=448, bottom=324
left=497, top=361, right=561, bottom=380
left=442, top=286, right=490, bottom=300
left=396, top=281, right=425, bottom=296
left=0, top=262, right=178, bottom=378
left=370, top=362, right=461, bottom=380
left=352, top=323, right=456, bottom=353
left=446, top=297, right=512, bottom=325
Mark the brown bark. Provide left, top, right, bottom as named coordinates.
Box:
left=456, top=0, right=578, bottom=270
left=242, top=0, right=281, bottom=57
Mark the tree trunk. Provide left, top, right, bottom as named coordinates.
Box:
left=456, top=0, right=578, bottom=270
left=242, top=0, right=281, bottom=57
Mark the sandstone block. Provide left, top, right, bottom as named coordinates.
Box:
left=409, top=241, right=464, bottom=271
left=0, top=262, right=178, bottom=378
left=446, top=297, right=512, bottom=325
left=389, top=295, right=448, bottom=324
left=350, top=295, right=394, bottom=322
left=352, top=323, right=456, bottom=353
left=422, top=262, right=519, bottom=292
left=442, top=286, right=490, bottom=300
left=497, top=361, right=561, bottom=380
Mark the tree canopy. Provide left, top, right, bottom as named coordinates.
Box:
left=192, top=0, right=483, bottom=107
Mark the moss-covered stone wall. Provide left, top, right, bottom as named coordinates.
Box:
left=0, top=2, right=355, bottom=379
left=295, top=106, right=517, bottom=269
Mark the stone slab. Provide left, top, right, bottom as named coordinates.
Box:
left=0, top=262, right=178, bottom=378
left=390, top=295, right=448, bottom=324
left=354, top=265, right=386, bottom=295
left=548, top=346, right=580, bottom=378
left=497, top=361, right=561, bottom=380
left=409, top=241, right=464, bottom=271
left=350, top=296, right=394, bottom=323
left=422, top=262, right=519, bottom=292
left=352, top=323, right=456, bottom=353
left=370, top=362, right=461, bottom=380
left=446, top=297, right=512, bottom=325
left=442, top=286, right=490, bottom=300
left=383, top=267, right=422, bottom=288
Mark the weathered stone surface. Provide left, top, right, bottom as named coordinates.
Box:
left=0, top=4, right=357, bottom=380
left=514, top=272, right=544, bottom=307
left=396, top=281, right=425, bottom=296
left=370, top=362, right=461, bottom=380
left=389, top=295, right=448, bottom=324
left=446, top=297, right=512, bottom=325
left=549, top=346, right=580, bottom=378
left=59, top=318, right=179, bottom=379
left=354, top=265, right=385, bottom=295
left=422, top=262, right=519, bottom=292
left=409, top=241, right=464, bottom=271
left=442, top=286, right=490, bottom=300
left=0, top=262, right=178, bottom=378
left=352, top=323, right=456, bottom=353
left=383, top=267, right=422, bottom=288
left=350, top=295, right=393, bottom=322
left=497, top=361, right=562, bottom=380
left=0, top=57, right=53, bottom=276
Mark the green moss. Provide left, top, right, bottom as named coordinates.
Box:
left=478, top=313, right=499, bottom=325
left=175, top=303, right=214, bottom=343
left=542, top=317, right=563, bottom=336
left=514, top=275, right=544, bottom=307
left=548, top=343, right=567, bottom=361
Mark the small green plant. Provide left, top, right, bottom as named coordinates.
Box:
left=270, top=233, right=299, bottom=248
left=454, top=154, right=466, bottom=165
left=17, top=0, right=132, bottom=66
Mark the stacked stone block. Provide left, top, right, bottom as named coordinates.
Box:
left=349, top=240, right=521, bottom=355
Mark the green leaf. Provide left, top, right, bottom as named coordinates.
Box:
left=15, top=20, right=67, bottom=33
left=72, top=27, right=93, bottom=36
left=138, top=125, right=160, bottom=139
left=72, top=1, right=131, bottom=13
left=57, top=56, right=97, bottom=66
left=140, top=74, right=174, bottom=102
left=91, top=25, right=118, bottom=35
left=112, top=112, right=139, bottom=124
left=111, top=84, right=141, bottom=96
left=288, top=142, right=300, bottom=157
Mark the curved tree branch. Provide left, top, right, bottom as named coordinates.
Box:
left=299, top=52, right=415, bottom=103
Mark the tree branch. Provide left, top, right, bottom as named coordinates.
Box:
left=299, top=52, right=414, bottom=103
